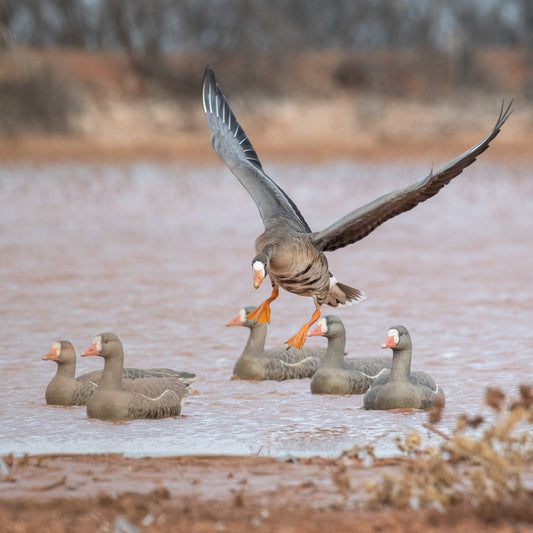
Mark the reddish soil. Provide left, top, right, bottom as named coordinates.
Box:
left=2, top=453, right=532, bottom=532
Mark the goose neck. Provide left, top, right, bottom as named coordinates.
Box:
left=388, top=348, right=412, bottom=381
left=323, top=332, right=345, bottom=366
left=99, top=355, right=124, bottom=389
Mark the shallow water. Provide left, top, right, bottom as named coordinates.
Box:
left=0, top=159, right=531, bottom=458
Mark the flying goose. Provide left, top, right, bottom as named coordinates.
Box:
left=202, top=66, right=512, bottom=348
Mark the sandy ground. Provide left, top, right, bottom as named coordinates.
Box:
left=2, top=453, right=533, bottom=532
left=0, top=95, right=529, bottom=166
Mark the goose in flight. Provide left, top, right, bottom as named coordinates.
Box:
left=202, top=66, right=512, bottom=348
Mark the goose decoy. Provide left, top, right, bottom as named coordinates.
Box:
left=42, top=340, right=98, bottom=406
left=363, top=325, right=445, bottom=410
left=202, top=67, right=512, bottom=349
left=307, top=315, right=391, bottom=394
left=42, top=340, right=197, bottom=406
left=81, top=332, right=193, bottom=420
left=227, top=305, right=326, bottom=380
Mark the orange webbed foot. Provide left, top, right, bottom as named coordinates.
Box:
left=285, top=308, right=321, bottom=349
left=246, top=301, right=271, bottom=323
left=246, top=287, right=279, bottom=323
left=285, top=327, right=309, bottom=349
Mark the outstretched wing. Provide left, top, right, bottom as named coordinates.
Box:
left=312, top=101, right=513, bottom=252
left=202, top=67, right=311, bottom=232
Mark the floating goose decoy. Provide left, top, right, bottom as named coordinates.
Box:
left=42, top=340, right=197, bottom=406
left=81, top=332, right=193, bottom=420
left=307, top=315, right=391, bottom=394
left=227, top=305, right=326, bottom=380
left=363, top=325, right=445, bottom=410
left=42, top=340, right=98, bottom=406
left=202, top=67, right=512, bottom=348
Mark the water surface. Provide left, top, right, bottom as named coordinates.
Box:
left=0, top=160, right=531, bottom=457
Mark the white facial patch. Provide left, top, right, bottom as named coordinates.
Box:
left=53, top=341, right=61, bottom=356
left=387, top=328, right=399, bottom=345
left=252, top=260, right=265, bottom=275
left=318, top=317, right=328, bottom=335
left=239, top=308, right=247, bottom=323
left=95, top=335, right=102, bottom=353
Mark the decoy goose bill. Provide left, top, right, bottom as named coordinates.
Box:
left=81, top=337, right=100, bottom=357
left=202, top=66, right=512, bottom=349
left=226, top=307, right=249, bottom=327
left=382, top=328, right=400, bottom=349
left=42, top=341, right=60, bottom=361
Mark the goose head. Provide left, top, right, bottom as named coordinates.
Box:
left=251, top=253, right=269, bottom=289
left=381, top=325, right=411, bottom=350
left=307, top=315, right=344, bottom=339
left=226, top=306, right=258, bottom=328
left=42, top=340, right=75, bottom=363
left=81, top=332, right=123, bottom=359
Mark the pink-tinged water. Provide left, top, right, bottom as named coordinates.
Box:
left=0, top=159, right=531, bottom=458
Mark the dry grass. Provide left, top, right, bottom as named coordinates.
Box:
left=358, top=386, right=533, bottom=522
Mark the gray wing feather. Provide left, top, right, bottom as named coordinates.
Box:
left=264, top=356, right=320, bottom=380
left=72, top=380, right=98, bottom=405
left=202, top=67, right=311, bottom=232
left=127, top=390, right=183, bottom=419
left=263, top=346, right=326, bottom=363
left=312, top=101, right=513, bottom=252
left=78, top=367, right=197, bottom=384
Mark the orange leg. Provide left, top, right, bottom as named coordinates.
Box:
left=246, top=287, right=279, bottom=323
left=285, top=308, right=321, bottom=349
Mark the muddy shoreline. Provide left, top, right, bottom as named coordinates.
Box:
left=2, top=453, right=532, bottom=532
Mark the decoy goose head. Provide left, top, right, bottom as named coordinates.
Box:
left=381, top=325, right=411, bottom=350
left=81, top=332, right=123, bottom=359
left=42, top=340, right=75, bottom=363
left=251, top=253, right=269, bottom=289
left=307, top=315, right=344, bottom=339
left=226, top=306, right=258, bottom=328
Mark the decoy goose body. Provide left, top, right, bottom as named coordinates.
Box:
left=81, top=332, right=193, bottom=420
left=42, top=340, right=197, bottom=406
left=307, top=315, right=391, bottom=394
left=227, top=305, right=325, bottom=380
left=202, top=66, right=512, bottom=348
left=42, top=340, right=97, bottom=406
left=363, top=325, right=445, bottom=410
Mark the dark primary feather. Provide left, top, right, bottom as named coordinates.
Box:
left=312, top=100, right=513, bottom=252
left=202, top=67, right=311, bottom=233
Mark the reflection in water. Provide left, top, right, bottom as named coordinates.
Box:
left=0, top=160, right=531, bottom=457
